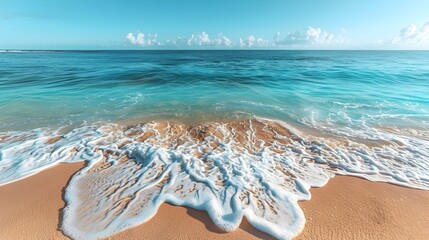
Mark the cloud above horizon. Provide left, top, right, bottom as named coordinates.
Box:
left=168, top=32, right=233, bottom=47
left=127, top=30, right=335, bottom=49
left=391, top=22, right=429, bottom=45
left=273, top=27, right=335, bottom=46
left=125, top=26, right=345, bottom=49
left=239, top=35, right=269, bottom=48
left=126, top=32, right=159, bottom=46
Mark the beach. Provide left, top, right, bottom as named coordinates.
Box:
left=1, top=0, right=429, bottom=236
left=1, top=162, right=428, bottom=240
left=1, top=51, right=429, bottom=239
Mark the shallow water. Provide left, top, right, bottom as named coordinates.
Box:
left=0, top=50, right=428, bottom=239
left=1, top=50, right=428, bottom=131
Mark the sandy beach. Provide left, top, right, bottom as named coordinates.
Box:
left=0, top=163, right=428, bottom=239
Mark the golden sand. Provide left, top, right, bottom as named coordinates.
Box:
left=0, top=163, right=428, bottom=239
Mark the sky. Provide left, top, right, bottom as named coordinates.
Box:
left=0, top=0, right=429, bottom=50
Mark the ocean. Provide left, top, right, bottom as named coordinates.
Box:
left=0, top=50, right=428, bottom=239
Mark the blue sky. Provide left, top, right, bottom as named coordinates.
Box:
left=1, top=0, right=429, bottom=49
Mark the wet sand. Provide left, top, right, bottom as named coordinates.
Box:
left=0, top=163, right=428, bottom=240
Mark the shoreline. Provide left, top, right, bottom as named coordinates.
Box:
left=0, top=163, right=428, bottom=239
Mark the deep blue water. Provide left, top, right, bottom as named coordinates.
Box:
left=0, top=50, right=428, bottom=131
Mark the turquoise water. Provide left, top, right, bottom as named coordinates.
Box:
left=1, top=51, right=429, bottom=239
left=1, top=50, right=428, bottom=131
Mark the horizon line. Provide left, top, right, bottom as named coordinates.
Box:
left=2, top=49, right=429, bottom=52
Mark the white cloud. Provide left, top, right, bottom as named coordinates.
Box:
left=273, top=26, right=334, bottom=46
left=239, top=35, right=268, bottom=48
left=392, top=22, right=429, bottom=45
left=187, top=32, right=211, bottom=46
left=126, top=32, right=158, bottom=46
left=212, top=33, right=233, bottom=47
left=124, top=28, right=349, bottom=49
left=168, top=32, right=233, bottom=47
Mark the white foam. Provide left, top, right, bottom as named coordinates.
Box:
left=0, top=125, right=102, bottom=185
left=1, top=118, right=428, bottom=240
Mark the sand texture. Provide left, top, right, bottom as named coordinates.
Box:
left=0, top=164, right=428, bottom=240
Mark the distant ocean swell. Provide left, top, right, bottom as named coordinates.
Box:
left=1, top=118, right=428, bottom=239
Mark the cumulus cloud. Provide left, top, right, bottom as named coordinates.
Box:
left=239, top=35, right=269, bottom=48
left=212, top=33, right=233, bottom=47
left=124, top=28, right=348, bottom=49
left=186, top=32, right=211, bottom=46
left=126, top=32, right=158, bottom=46
left=273, top=26, right=334, bottom=46
left=392, top=22, right=429, bottom=45
left=168, top=32, right=233, bottom=47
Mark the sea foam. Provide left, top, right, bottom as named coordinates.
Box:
left=0, top=118, right=428, bottom=239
